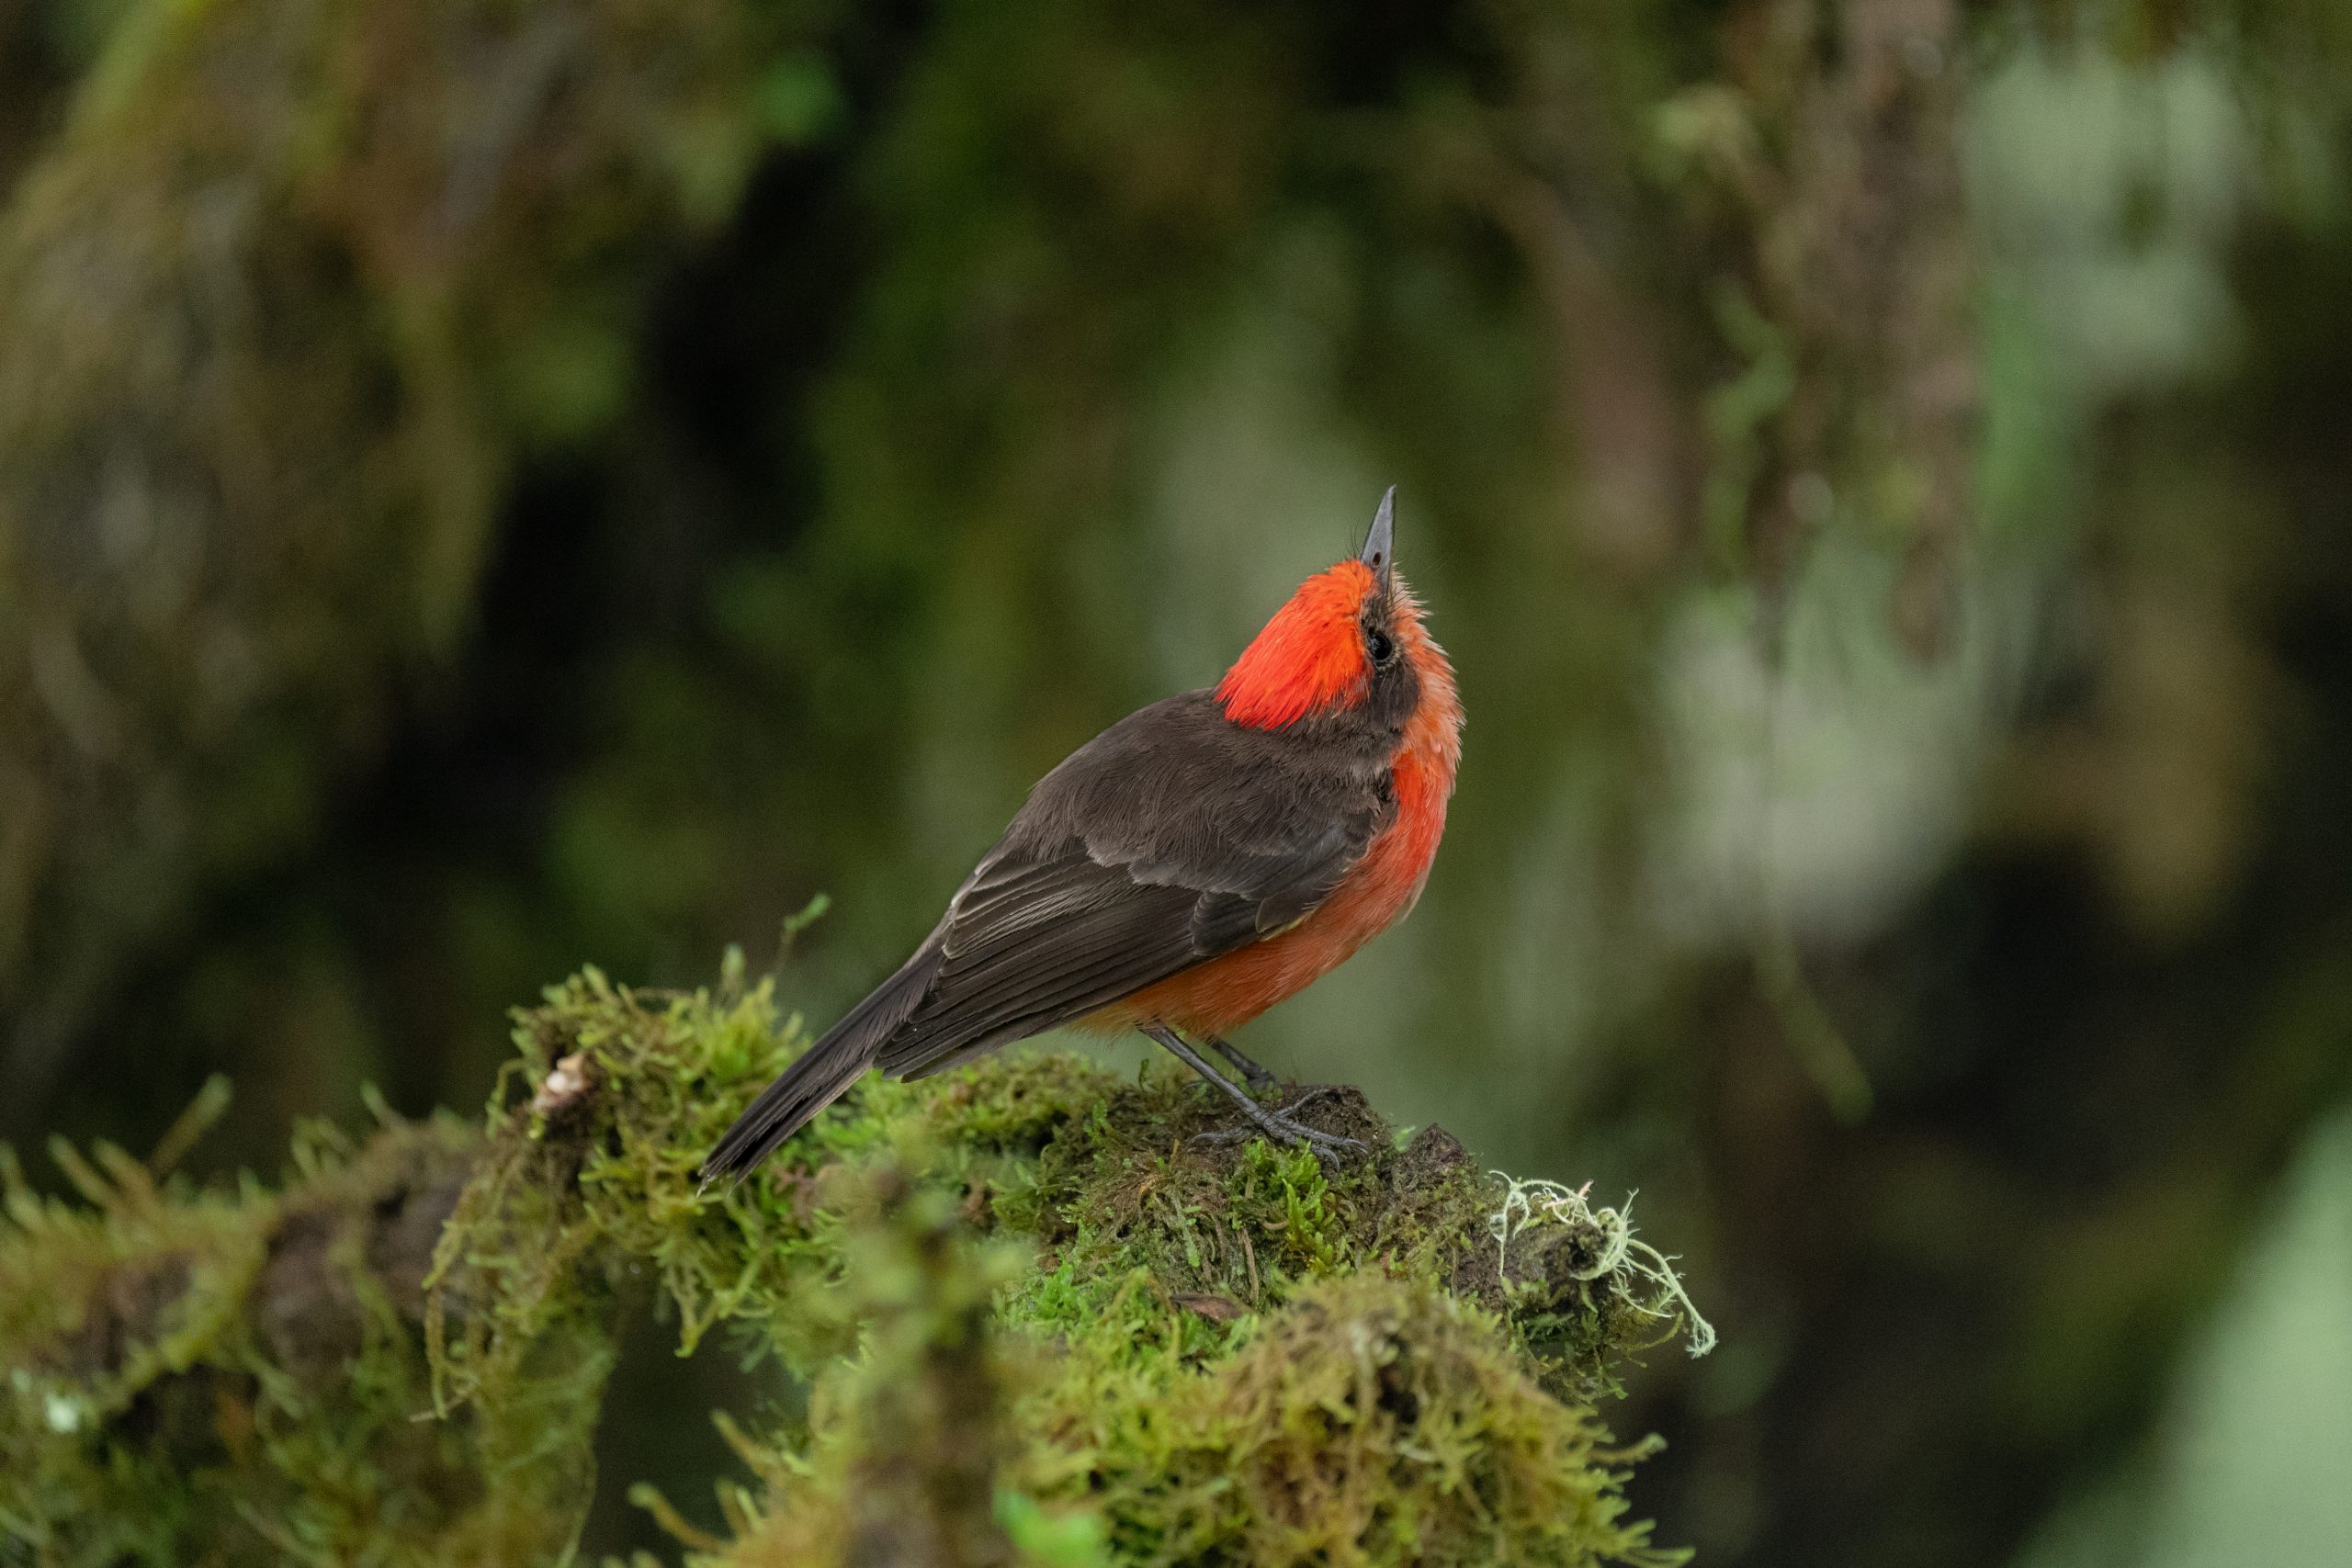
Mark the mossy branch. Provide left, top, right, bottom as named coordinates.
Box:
left=5, top=960, right=1707, bottom=1567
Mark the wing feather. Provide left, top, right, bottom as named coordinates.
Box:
left=872, top=696, right=1386, bottom=1080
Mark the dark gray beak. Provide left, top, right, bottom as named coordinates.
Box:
left=1360, top=486, right=1396, bottom=592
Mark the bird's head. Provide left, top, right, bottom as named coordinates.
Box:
left=1216, top=489, right=1458, bottom=750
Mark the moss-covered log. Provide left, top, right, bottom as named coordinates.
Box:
left=0, top=1110, right=593, bottom=1562
left=4, top=962, right=1708, bottom=1566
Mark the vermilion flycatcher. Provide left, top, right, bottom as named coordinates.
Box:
left=703, top=490, right=1461, bottom=1179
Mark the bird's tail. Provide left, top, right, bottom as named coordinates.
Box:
left=698, top=937, right=943, bottom=1189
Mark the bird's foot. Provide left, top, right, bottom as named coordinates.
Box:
left=1138, top=1022, right=1363, bottom=1164
left=1192, top=1087, right=1364, bottom=1162
left=1205, top=1034, right=1279, bottom=1094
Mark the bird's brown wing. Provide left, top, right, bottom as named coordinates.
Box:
left=876, top=693, right=1393, bottom=1076
left=879, top=822, right=1365, bottom=1078
left=700, top=690, right=1395, bottom=1183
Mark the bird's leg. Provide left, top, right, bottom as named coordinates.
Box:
left=1204, top=1033, right=1278, bottom=1093
left=1139, top=1023, right=1363, bottom=1160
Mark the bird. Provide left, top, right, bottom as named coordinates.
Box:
left=701, top=489, right=1461, bottom=1184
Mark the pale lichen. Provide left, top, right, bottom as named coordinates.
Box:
left=1489, top=1176, right=1715, bottom=1359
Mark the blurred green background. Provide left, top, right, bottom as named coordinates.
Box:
left=4, top=0, right=2349, bottom=1562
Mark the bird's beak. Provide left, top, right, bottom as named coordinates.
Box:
left=1360, top=486, right=1396, bottom=595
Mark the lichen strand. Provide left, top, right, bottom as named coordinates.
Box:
left=5, top=966, right=1698, bottom=1566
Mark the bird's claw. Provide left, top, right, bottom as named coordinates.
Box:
left=1193, top=1088, right=1364, bottom=1164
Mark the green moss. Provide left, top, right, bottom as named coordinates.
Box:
left=1002, top=1274, right=1679, bottom=1568
left=429, top=960, right=1121, bottom=1394
left=0, top=1110, right=570, bottom=1567
left=6, top=962, right=1703, bottom=1566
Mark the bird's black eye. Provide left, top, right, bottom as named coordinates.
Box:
left=1367, top=627, right=1396, bottom=665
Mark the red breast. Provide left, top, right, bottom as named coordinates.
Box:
left=1085, top=570, right=1461, bottom=1037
